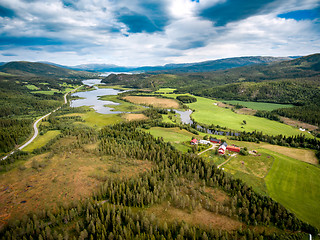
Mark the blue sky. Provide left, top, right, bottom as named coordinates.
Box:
left=0, top=0, right=319, bottom=66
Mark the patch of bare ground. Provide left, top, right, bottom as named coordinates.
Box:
left=261, top=144, right=318, bottom=164
left=203, top=187, right=229, bottom=203
left=147, top=204, right=242, bottom=231
left=216, top=102, right=233, bottom=108
left=123, top=96, right=180, bottom=109
left=280, top=116, right=318, bottom=131
left=123, top=113, right=148, bottom=121
left=235, top=108, right=257, bottom=115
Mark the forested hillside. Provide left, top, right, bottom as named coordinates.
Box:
left=0, top=72, right=82, bottom=155
left=0, top=61, right=94, bottom=78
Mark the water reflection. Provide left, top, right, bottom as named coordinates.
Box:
left=70, top=79, right=124, bottom=114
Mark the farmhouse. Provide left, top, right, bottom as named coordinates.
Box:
left=226, top=145, right=241, bottom=153
left=190, top=138, right=198, bottom=145
left=218, top=142, right=227, bottom=154
left=210, top=138, right=221, bottom=144
left=199, top=139, right=210, bottom=144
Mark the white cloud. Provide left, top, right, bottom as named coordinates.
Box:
left=0, top=0, right=319, bottom=65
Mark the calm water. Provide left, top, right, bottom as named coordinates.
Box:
left=174, top=109, right=193, bottom=124
left=70, top=79, right=124, bottom=114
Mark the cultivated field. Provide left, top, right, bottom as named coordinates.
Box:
left=123, top=96, right=180, bottom=109
left=187, top=96, right=313, bottom=137
left=265, top=150, right=320, bottom=229
left=123, top=113, right=148, bottom=121
left=222, top=100, right=294, bottom=111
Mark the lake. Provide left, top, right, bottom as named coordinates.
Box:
left=70, top=79, right=124, bottom=114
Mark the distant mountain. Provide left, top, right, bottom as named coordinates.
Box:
left=149, top=56, right=297, bottom=73
left=0, top=61, right=94, bottom=78
left=60, top=56, right=297, bottom=73
left=0, top=62, right=6, bottom=66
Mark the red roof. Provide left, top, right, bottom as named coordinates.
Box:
left=226, top=146, right=240, bottom=152
left=191, top=139, right=198, bottom=143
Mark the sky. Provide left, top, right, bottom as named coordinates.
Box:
left=0, top=0, right=319, bottom=66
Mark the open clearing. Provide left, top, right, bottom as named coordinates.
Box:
left=123, top=113, right=148, bottom=121
left=23, top=130, right=61, bottom=152
left=221, top=100, right=294, bottom=111
left=265, top=150, right=320, bottom=229
left=147, top=204, right=242, bottom=231
left=187, top=96, right=313, bottom=138
left=0, top=137, right=153, bottom=226
left=123, top=96, right=180, bottom=109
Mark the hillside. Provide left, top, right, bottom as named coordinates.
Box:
left=61, top=56, right=294, bottom=73
left=0, top=61, right=94, bottom=78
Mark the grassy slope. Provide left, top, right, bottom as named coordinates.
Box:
left=221, top=100, right=294, bottom=111
left=98, top=95, right=146, bottom=113
left=265, top=150, right=320, bottom=229
left=187, top=96, right=313, bottom=137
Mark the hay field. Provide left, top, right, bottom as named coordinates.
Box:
left=123, top=96, right=180, bottom=109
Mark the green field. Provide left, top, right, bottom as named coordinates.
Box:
left=155, top=88, right=176, bottom=93
left=265, top=150, right=320, bottom=229
left=23, top=130, right=61, bottom=152
left=187, top=96, right=313, bottom=137
left=31, top=90, right=59, bottom=95
left=222, top=100, right=294, bottom=111
left=25, top=84, right=39, bottom=90
left=144, top=127, right=198, bottom=153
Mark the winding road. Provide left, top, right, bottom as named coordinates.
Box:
left=1, top=86, right=82, bottom=161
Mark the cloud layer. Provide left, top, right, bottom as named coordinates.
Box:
left=0, top=0, right=319, bottom=66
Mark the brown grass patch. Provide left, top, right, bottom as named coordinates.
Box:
left=280, top=116, right=318, bottom=131
left=203, top=187, right=229, bottom=203
left=0, top=138, right=153, bottom=228
left=123, top=113, right=148, bottom=121
left=235, top=108, right=257, bottom=115
left=123, top=96, right=180, bottom=109
left=147, top=204, right=242, bottom=231
left=261, top=144, right=318, bottom=164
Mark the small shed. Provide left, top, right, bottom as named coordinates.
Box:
left=190, top=139, right=198, bottom=145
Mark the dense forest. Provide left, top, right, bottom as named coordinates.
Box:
left=0, top=119, right=317, bottom=239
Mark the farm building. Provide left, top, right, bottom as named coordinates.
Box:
left=210, top=138, right=221, bottom=143
left=199, top=140, right=211, bottom=144
left=218, top=142, right=228, bottom=154
left=190, top=139, right=198, bottom=145
left=226, top=145, right=240, bottom=153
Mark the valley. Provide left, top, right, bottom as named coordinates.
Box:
left=0, top=56, right=319, bottom=239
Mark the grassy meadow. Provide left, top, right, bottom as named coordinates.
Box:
left=23, top=130, right=61, bottom=152
left=222, top=100, right=294, bottom=111
left=98, top=95, right=146, bottom=113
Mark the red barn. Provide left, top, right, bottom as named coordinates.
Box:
left=226, top=146, right=240, bottom=152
